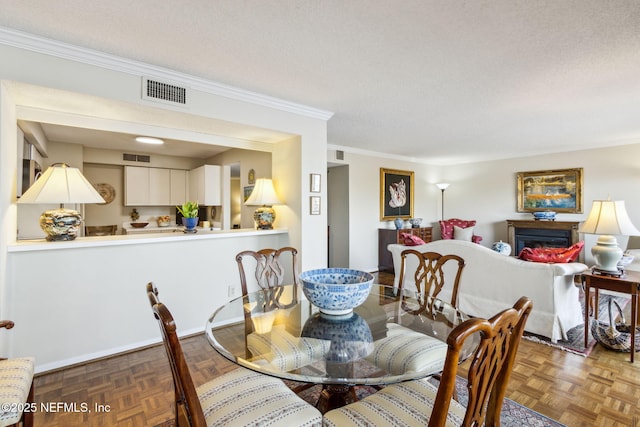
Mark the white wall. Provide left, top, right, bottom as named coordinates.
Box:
left=334, top=143, right=640, bottom=271
left=8, top=232, right=290, bottom=372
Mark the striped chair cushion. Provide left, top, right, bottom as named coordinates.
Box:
left=365, top=324, right=447, bottom=374
left=198, top=367, right=322, bottom=426
left=0, top=357, right=35, bottom=426
left=323, top=377, right=466, bottom=427
left=247, top=325, right=329, bottom=371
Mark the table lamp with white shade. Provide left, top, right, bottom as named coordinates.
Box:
left=579, top=199, right=640, bottom=275
left=244, top=178, right=282, bottom=230
left=17, top=163, right=105, bottom=241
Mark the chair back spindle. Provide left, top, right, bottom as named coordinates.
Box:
left=399, top=249, right=465, bottom=307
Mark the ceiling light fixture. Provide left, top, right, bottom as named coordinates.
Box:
left=135, top=136, right=164, bottom=145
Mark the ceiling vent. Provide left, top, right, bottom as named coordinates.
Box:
left=123, top=153, right=151, bottom=163
left=142, top=77, right=188, bottom=106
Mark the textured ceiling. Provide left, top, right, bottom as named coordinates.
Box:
left=1, top=0, right=639, bottom=164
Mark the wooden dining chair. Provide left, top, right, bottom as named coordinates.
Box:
left=398, top=249, right=465, bottom=307
left=0, top=321, right=34, bottom=427
left=146, top=283, right=321, bottom=427
left=324, top=297, right=533, bottom=427
left=235, top=247, right=299, bottom=294
left=235, top=249, right=325, bottom=391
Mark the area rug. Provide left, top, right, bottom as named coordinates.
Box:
left=524, top=293, right=630, bottom=356
left=293, top=380, right=566, bottom=427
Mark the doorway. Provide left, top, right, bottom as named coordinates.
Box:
left=327, top=165, right=349, bottom=268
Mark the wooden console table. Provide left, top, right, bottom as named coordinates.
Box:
left=378, top=227, right=432, bottom=273
left=582, top=269, right=640, bottom=362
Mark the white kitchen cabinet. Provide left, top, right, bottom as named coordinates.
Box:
left=124, top=166, right=150, bottom=206
left=149, top=168, right=170, bottom=205
left=125, top=166, right=185, bottom=206
left=170, top=169, right=188, bottom=205
left=189, top=165, right=221, bottom=205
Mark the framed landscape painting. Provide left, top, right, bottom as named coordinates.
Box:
left=517, top=168, right=583, bottom=213
left=380, top=168, right=414, bottom=220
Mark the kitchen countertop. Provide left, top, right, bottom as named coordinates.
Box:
left=122, top=222, right=222, bottom=234
left=9, top=228, right=287, bottom=252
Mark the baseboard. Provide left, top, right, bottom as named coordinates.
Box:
left=34, top=326, right=204, bottom=376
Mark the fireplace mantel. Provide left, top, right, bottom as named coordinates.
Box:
left=506, top=219, right=581, bottom=257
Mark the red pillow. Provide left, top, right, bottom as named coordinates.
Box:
left=518, top=241, right=584, bottom=263
left=401, top=233, right=426, bottom=246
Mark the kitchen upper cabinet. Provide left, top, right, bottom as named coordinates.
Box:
left=125, top=166, right=186, bottom=206
left=189, top=165, right=221, bottom=206
left=149, top=168, right=170, bottom=205
left=124, top=166, right=150, bottom=206
left=170, top=169, right=188, bottom=205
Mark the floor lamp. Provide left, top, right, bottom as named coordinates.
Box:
left=436, top=183, right=449, bottom=220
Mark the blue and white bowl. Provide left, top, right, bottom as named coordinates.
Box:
left=301, top=312, right=374, bottom=363
left=533, top=211, right=556, bottom=221
left=300, top=268, right=374, bottom=315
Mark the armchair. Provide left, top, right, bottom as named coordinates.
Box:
left=0, top=321, right=34, bottom=427
left=439, top=218, right=482, bottom=243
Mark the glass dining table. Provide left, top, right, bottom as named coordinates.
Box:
left=205, top=284, right=477, bottom=413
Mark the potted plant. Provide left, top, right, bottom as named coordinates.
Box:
left=177, top=201, right=199, bottom=232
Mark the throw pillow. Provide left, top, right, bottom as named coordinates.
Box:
left=518, top=241, right=585, bottom=263
left=453, top=225, right=473, bottom=242
left=401, top=233, right=426, bottom=246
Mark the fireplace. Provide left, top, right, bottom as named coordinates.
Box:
left=507, top=219, right=581, bottom=258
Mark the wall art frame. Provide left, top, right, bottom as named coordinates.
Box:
left=380, top=168, right=414, bottom=220
left=310, top=196, right=321, bottom=215
left=310, top=173, right=321, bottom=193
left=517, top=167, right=583, bottom=213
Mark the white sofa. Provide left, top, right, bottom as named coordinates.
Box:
left=388, top=239, right=588, bottom=343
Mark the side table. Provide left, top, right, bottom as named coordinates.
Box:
left=582, top=269, right=640, bottom=362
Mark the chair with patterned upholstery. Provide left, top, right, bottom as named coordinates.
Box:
left=439, top=218, right=482, bottom=244
left=324, top=297, right=533, bottom=427
left=364, top=249, right=466, bottom=378
left=146, top=283, right=322, bottom=427
left=0, top=321, right=34, bottom=427
left=235, top=249, right=327, bottom=390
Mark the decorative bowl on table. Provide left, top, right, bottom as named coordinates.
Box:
left=300, top=268, right=374, bottom=316
left=618, top=254, right=635, bottom=268
left=533, top=211, right=556, bottom=221
left=130, top=222, right=149, bottom=228
left=408, top=218, right=422, bottom=228
left=157, top=216, right=171, bottom=227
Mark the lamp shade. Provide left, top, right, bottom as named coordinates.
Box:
left=435, top=183, right=450, bottom=191
left=245, top=178, right=282, bottom=206
left=579, top=200, right=640, bottom=236
left=17, top=163, right=105, bottom=205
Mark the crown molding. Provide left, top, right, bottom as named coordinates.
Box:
left=0, top=26, right=334, bottom=121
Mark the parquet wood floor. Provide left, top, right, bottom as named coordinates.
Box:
left=33, top=273, right=640, bottom=427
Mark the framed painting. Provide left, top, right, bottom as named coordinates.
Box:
left=243, top=185, right=254, bottom=202
left=310, top=173, right=321, bottom=193
left=517, top=168, right=583, bottom=213
left=310, top=196, right=321, bottom=215
left=380, top=168, right=414, bottom=220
